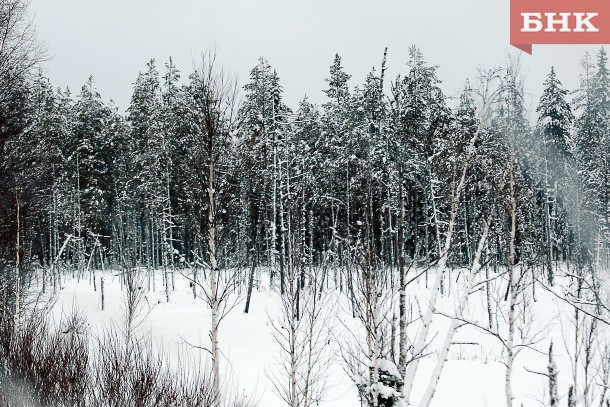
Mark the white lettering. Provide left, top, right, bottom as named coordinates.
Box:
left=522, top=13, right=543, bottom=32
left=544, top=12, right=572, bottom=32
left=573, top=13, right=599, bottom=32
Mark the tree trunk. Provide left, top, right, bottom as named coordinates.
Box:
left=101, top=277, right=105, bottom=310
left=244, top=256, right=256, bottom=314
left=289, top=239, right=298, bottom=407
left=506, top=158, right=518, bottom=407
left=420, top=218, right=491, bottom=407
left=13, top=189, right=21, bottom=340
left=365, top=187, right=380, bottom=407
left=544, top=167, right=554, bottom=286
left=403, top=113, right=483, bottom=403
left=208, top=149, right=221, bottom=407
left=548, top=342, right=558, bottom=407
left=398, top=163, right=407, bottom=378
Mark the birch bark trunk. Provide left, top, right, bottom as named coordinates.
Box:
left=13, top=189, right=21, bottom=340
left=419, top=217, right=492, bottom=407
left=505, top=158, right=518, bottom=407
left=403, top=125, right=482, bottom=402
left=208, top=150, right=220, bottom=407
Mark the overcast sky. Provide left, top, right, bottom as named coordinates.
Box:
left=29, top=0, right=601, bottom=115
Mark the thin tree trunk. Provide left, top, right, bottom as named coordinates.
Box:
left=288, top=220, right=298, bottom=407
left=419, top=218, right=492, bottom=407
left=279, top=162, right=286, bottom=295
left=545, top=163, right=554, bottom=285
left=13, top=190, right=21, bottom=340
left=548, top=342, right=558, bottom=407
left=402, top=109, right=484, bottom=403
left=244, top=252, right=256, bottom=314
left=271, top=127, right=278, bottom=283
left=506, top=157, right=518, bottom=407
left=208, top=149, right=221, bottom=407
left=365, top=184, right=380, bottom=407
left=101, top=276, right=105, bottom=310
left=398, top=163, right=407, bottom=377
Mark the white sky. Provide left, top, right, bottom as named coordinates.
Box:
left=29, top=0, right=601, bottom=114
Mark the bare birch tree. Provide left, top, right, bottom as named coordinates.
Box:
left=419, top=213, right=494, bottom=407
left=187, top=50, right=239, bottom=407
left=401, top=67, right=502, bottom=403
left=0, top=0, right=47, bottom=102
left=268, top=260, right=334, bottom=407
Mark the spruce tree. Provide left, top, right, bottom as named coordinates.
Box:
left=535, top=67, right=574, bottom=281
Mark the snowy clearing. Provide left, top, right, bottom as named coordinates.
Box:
left=48, top=265, right=603, bottom=407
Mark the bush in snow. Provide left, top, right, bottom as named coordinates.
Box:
left=355, top=359, right=406, bottom=407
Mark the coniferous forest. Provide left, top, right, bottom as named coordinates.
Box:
left=1, top=1, right=610, bottom=406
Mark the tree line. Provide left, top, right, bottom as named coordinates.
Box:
left=2, top=48, right=608, bottom=288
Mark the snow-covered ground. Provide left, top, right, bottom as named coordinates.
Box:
left=49, top=266, right=605, bottom=407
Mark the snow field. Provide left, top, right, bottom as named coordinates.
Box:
left=50, top=265, right=604, bottom=406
